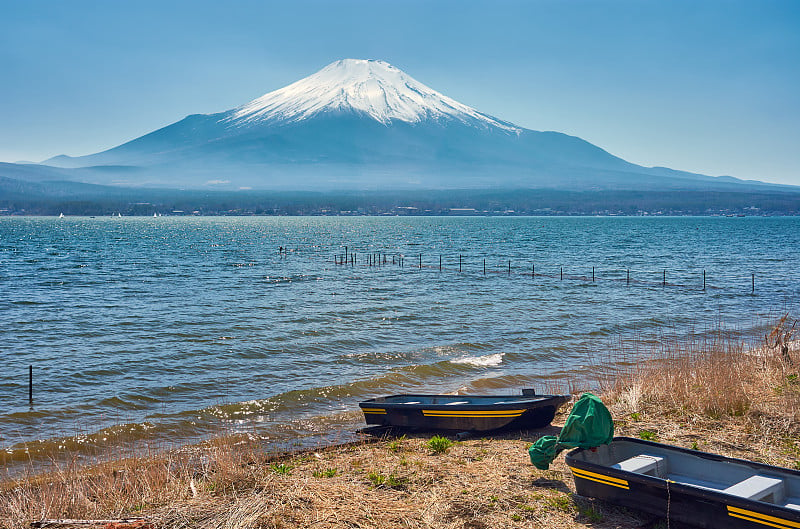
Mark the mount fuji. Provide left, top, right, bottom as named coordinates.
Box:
left=38, top=59, right=770, bottom=191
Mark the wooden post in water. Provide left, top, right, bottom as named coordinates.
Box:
left=419, top=254, right=422, bottom=269
left=592, top=267, right=595, bottom=282
left=508, top=260, right=511, bottom=275
left=532, top=263, right=535, bottom=278
left=561, top=267, right=563, bottom=281
left=483, top=259, right=486, bottom=275
left=28, top=365, right=32, bottom=405
left=459, top=254, right=462, bottom=273
left=703, top=270, right=706, bottom=291
left=439, top=255, right=442, bottom=271
left=752, top=273, right=755, bottom=293
left=627, top=269, right=630, bottom=286
left=663, top=269, right=666, bottom=287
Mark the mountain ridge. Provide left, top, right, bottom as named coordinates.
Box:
left=30, top=59, right=786, bottom=192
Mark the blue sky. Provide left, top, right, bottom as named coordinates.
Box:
left=1, top=0, right=798, bottom=184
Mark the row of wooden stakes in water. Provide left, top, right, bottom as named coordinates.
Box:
left=333, top=249, right=758, bottom=292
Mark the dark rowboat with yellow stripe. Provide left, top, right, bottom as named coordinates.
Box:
left=566, top=437, right=800, bottom=529
left=359, top=391, right=569, bottom=432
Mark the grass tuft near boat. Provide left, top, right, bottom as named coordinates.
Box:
left=359, top=390, right=569, bottom=432
left=566, top=437, right=800, bottom=528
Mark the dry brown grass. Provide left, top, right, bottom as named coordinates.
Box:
left=604, top=316, right=800, bottom=466
left=1, top=429, right=648, bottom=529
left=2, top=316, right=799, bottom=529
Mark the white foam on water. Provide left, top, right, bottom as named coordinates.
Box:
left=451, top=352, right=505, bottom=367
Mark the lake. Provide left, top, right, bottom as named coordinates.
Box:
left=1, top=216, right=798, bottom=467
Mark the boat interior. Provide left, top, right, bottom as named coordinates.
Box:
left=369, top=395, right=548, bottom=405
left=571, top=439, right=800, bottom=511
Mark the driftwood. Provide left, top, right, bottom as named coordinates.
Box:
left=30, top=520, right=152, bottom=529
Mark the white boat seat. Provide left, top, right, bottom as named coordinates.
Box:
left=782, top=500, right=800, bottom=511
left=612, top=454, right=666, bottom=476
left=723, top=475, right=784, bottom=502
left=445, top=401, right=469, bottom=405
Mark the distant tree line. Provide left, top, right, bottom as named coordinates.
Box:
left=1, top=188, right=799, bottom=216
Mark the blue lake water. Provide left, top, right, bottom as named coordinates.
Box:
left=1, top=216, right=798, bottom=466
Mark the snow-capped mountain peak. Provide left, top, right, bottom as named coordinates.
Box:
left=224, top=59, right=520, bottom=132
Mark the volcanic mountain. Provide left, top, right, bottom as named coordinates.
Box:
left=40, top=59, right=767, bottom=190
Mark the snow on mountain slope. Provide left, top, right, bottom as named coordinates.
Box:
left=223, top=59, right=521, bottom=132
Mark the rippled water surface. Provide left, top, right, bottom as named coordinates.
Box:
left=1, top=216, right=798, bottom=464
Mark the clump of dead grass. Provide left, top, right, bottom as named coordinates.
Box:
left=0, top=434, right=297, bottom=529
left=604, top=315, right=800, bottom=443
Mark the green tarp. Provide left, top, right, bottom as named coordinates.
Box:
left=528, top=392, right=614, bottom=470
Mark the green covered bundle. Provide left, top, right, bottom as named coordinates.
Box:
left=528, top=392, right=614, bottom=470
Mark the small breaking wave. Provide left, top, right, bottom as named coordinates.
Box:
left=451, top=352, right=505, bottom=367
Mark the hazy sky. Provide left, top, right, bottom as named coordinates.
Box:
left=1, top=0, right=798, bottom=184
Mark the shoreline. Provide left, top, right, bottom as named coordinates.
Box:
left=2, top=325, right=798, bottom=528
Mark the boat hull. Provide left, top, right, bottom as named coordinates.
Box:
left=359, top=393, right=569, bottom=432
left=566, top=437, right=800, bottom=529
